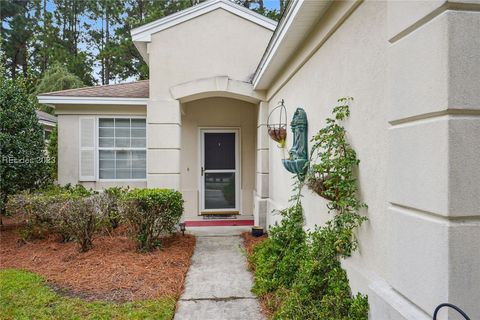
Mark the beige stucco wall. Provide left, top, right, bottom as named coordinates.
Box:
left=148, top=8, right=273, bottom=98
left=180, top=97, right=257, bottom=218
left=267, top=0, right=389, bottom=303
left=145, top=7, right=272, bottom=193
left=55, top=105, right=147, bottom=190
left=264, top=1, right=479, bottom=319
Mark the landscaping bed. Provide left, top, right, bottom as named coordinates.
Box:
left=241, top=231, right=267, bottom=257
left=241, top=231, right=271, bottom=317
left=0, top=216, right=195, bottom=302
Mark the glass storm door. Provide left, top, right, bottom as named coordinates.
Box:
left=200, top=130, right=239, bottom=213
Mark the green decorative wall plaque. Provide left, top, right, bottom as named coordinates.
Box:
left=282, top=108, right=308, bottom=180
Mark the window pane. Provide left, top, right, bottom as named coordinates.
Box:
left=99, top=118, right=114, bottom=127
left=115, top=128, right=130, bottom=138
left=132, top=150, right=146, bottom=160
left=132, top=160, right=146, bottom=169
left=204, top=172, right=235, bottom=209
left=99, top=138, right=114, bottom=147
left=99, top=150, right=115, bottom=159
left=116, top=160, right=131, bottom=169
left=100, top=160, right=115, bottom=169
left=115, top=119, right=130, bottom=128
left=131, top=138, right=146, bottom=148
left=132, top=169, right=146, bottom=179
left=116, top=150, right=129, bottom=160
left=204, top=133, right=235, bottom=170
left=99, top=169, right=115, bottom=179
left=131, top=119, right=146, bottom=128
left=131, top=128, right=145, bottom=137
left=116, top=169, right=131, bottom=179
left=115, top=138, right=130, bottom=148
left=99, top=128, right=114, bottom=137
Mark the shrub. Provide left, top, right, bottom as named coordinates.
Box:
left=54, top=194, right=106, bottom=252
left=6, top=185, right=104, bottom=251
left=248, top=98, right=369, bottom=319
left=250, top=203, right=307, bottom=296
left=104, top=187, right=128, bottom=229
left=47, top=126, right=58, bottom=180
left=122, top=188, right=183, bottom=252
left=103, top=186, right=128, bottom=229
left=39, top=184, right=94, bottom=197
left=0, top=76, right=51, bottom=214
left=7, top=191, right=59, bottom=239
left=273, top=224, right=368, bottom=320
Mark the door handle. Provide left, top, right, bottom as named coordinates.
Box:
left=201, top=166, right=204, bottom=176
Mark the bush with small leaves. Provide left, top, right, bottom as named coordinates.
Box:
left=6, top=185, right=102, bottom=249
left=273, top=224, right=368, bottom=320
left=250, top=203, right=307, bottom=296
left=7, top=191, right=60, bottom=240
left=103, top=187, right=128, bottom=229
left=122, top=188, right=184, bottom=252
left=53, top=194, right=107, bottom=252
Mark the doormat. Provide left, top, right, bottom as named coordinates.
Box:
left=184, top=220, right=254, bottom=227
left=203, top=214, right=237, bottom=220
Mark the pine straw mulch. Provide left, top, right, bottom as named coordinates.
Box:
left=241, top=231, right=267, bottom=258
left=0, top=216, right=196, bottom=302
left=241, top=231, right=274, bottom=318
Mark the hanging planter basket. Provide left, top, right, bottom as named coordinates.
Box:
left=306, top=173, right=338, bottom=202
left=267, top=100, right=287, bottom=145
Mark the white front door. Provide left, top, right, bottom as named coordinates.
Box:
left=200, top=129, right=240, bottom=213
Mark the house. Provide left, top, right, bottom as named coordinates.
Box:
left=35, top=110, right=57, bottom=141
left=37, top=0, right=480, bottom=319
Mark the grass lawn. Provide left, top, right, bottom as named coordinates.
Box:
left=0, top=269, right=176, bottom=320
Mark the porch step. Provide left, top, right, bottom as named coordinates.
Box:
left=184, top=220, right=254, bottom=227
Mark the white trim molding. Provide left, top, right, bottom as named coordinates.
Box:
left=37, top=96, right=148, bottom=106
left=131, top=0, right=277, bottom=62
left=132, top=0, right=276, bottom=41
left=170, top=76, right=265, bottom=103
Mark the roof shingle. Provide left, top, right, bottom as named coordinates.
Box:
left=39, top=80, right=149, bottom=98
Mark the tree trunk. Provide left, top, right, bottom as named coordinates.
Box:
left=22, top=42, right=28, bottom=77
left=42, top=0, right=48, bottom=71
left=105, top=7, right=110, bottom=85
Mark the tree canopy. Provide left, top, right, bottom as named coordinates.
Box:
left=0, top=74, right=51, bottom=213
left=35, top=63, right=84, bottom=94
left=0, top=0, right=287, bottom=90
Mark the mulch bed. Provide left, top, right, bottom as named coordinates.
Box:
left=0, top=216, right=196, bottom=302
left=241, top=231, right=267, bottom=257
left=241, top=231, right=273, bottom=318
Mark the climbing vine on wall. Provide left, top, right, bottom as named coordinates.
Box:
left=307, top=97, right=367, bottom=232
left=248, top=97, right=369, bottom=320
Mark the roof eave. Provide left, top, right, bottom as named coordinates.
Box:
left=37, top=96, right=149, bottom=106
left=252, top=0, right=332, bottom=90
left=131, top=0, right=277, bottom=44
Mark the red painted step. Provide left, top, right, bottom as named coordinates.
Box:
left=184, top=220, right=254, bottom=227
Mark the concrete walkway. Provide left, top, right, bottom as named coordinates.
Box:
left=174, top=235, right=264, bottom=320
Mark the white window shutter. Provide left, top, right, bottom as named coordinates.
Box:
left=79, top=117, right=96, bottom=181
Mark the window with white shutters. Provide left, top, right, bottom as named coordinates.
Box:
left=79, top=117, right=96, bottom=181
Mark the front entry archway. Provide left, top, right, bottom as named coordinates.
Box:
left=169, top=77, right=270, bottom=229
